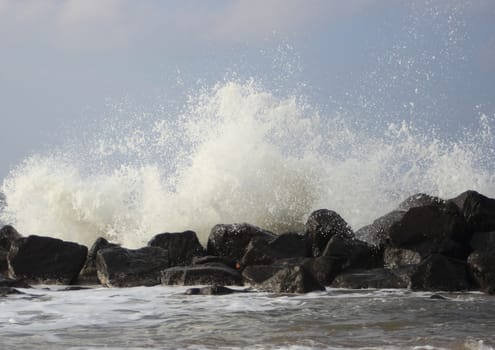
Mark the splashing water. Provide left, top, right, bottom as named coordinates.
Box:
left=0, top=80, right=494, bottom=247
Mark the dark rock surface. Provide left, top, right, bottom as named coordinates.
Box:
left=207, top=223, right=276, bottom=261
left=467, top=247, right=495, bottom=294
left=410, top=254, right=470, bottom=291
left=397, top=193, right=445, bottom=211
left=322, top=235, right=383, bottom=270
left=0, top=287, right=24, bottom=297
left=78, top=237, right=119, bottom=284
left=161, top=265, right=242, bottom=286
left=96, top=246, right=169, bottom=287
left=251, top=265, right=325, bottom=294
left=331, top=268, right=409, bottom=289
left=356, top=210, right=406, bottom=246
left=0, top=273, right=30, bottom=288
left=8, top=235, right=87, bottom=284
left=148, top=230, right=205, bottom=266
left=184, top=285, right=241, bottom=295
left=192, top=255, right=238, bottom=269
left=469, top=231, right=495, bottom=251
left=383, top=247, right=421, bottom=269
left=0, top=225, right=22, bottom=275
left=305, top=209, right=353, bottom=257
left=449, top=190, right=495, bottom=233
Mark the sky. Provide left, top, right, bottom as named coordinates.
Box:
left=1, top=0, right=494, bottom=180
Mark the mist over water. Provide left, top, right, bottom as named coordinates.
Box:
left=0, top=80, right=494, bottom=247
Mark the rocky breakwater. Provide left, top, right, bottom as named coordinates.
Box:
left=1, top=189, right=495, bottom=296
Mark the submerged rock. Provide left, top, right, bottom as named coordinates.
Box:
left=305, top=209, right=353, bottom=257
left=8, top=235, right=87, bottom=284
left=96, top=246, right=169, bottom=287
left=161, top=265, right=242, bottom=286
left=148, top=230, right=205, bottom=266
left=184, top=285, right=240, bottom=295
left=78, top=237, right=119, bottom=284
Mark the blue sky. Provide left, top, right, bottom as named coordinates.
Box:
left=1, top=0, right=494, bottom=179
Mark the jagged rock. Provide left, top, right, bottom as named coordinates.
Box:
left=240, top=233, right=308, bottom=268
left=96, top=246, right=169, bottom=287
left=78, top=237, right=119, bottom=284
left=467, top=248, right=495, bottom=294
left=356, top=211, right=406, bottom=245
left=0, top=273, right=30, bottom=288
left=207, top=223, right=276, bottom=261
left=161, top=265, right=242, bottom=286
left=410, top=254, right=470, bottom=291
left=397, top=193, right=445, bottom=210
left=192, top=255, right=238, bottom=269
left=251, top=265, right=325, bottom=293
left=449, top=190, right=495, bottom=232
left=8, top=235, right=87, bottom=284
left=331, top=268, right=409, bottom=289
left=383, top=247, right=421, bottom=269
left=321, top=235, right=383, bottom=270
left=0, top=225, right=22, bottom=275
left=185, top=285, right=239, bottom=295
left=148, top=230, right=205, bottom=266
left=469, top=231, right=495, bottom=251
left=305, top=209, right=353, bottom=257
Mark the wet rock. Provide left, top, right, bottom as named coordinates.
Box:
left=397, top=193, right=445, bottom=211
left=96, top=246, right=169, bottom=287
left=0, top=225, right=22, bottom=275
left=383, top=247, right=421, bottom=269
left=449, top=190, right=495, bottom=233
left=192, top=255, right=238, bottom=269
left=184, top=285, right=239, bottom=295
left=305, top=209, right=353, bottom=257
left=331, top=268, right=409, bottom=289
left=207, top=223, right=276, bottom=261
left=467, top=247, right=495, bottom=294
left=469, top=231, right=495, bottom=252
left=161, top=265, right=242, bottom=286
left=356, top=210, right=406, bottom=246
left=410, top=254, right=470, bottom=292
left=8, top=235, right=87, bottom=284
left=268, top=232, right=309, bottom=258
left=322, top=235, right=383, bottom=270
left=0, top=287, right=24, bottom=297
left=78, top=237, right=119, bottom=284
left=0, top=273, right=30, bottom=288
left=148, top=230, right=205, bottom=266
left=251, top=265, right=325, bottom=294
left=429, top=294, right=448, bottom=300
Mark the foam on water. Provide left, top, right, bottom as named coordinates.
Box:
left=0, top=80, right=494, bottom=247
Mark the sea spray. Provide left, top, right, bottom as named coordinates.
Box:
left=1, top=81, right=494, bottom=247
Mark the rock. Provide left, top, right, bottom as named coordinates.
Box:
left=78, top=237, right=119, bottom=284
left=467, top=248, right=495, bottom=294
left=331, top=268, right=409, bottom=289
left=192, top=255, right=238, bottom=269
left=8, top=235, right=88, bottom=284
left=410, top=254, right=470, bottom=292
left=0, top=287, right=24, bottom=297
left=356, top=211, right=405, bottom=246
left=161, top=265, right=242, bottom=286
left=96, top=246, right=169, bottom=287
left=0, top=273, right=30, bottom=288
left=469, top=231, right=495, bottom=252
left=240, top=233, right=308, bottom=268
left=0, top=225, right=22, bottom=275
left=207, top=223, right=276, bottom=261
left=383, top=247, right=421, bottom=269
left=429, top=294, right=448, bottom=300
left=148, top=230, right=205, bottom=266
left=305, top=209, right=353, bottom=257
left=252, top=265, right=325, bottom=294
left=0, top=250, right=8, bottom=276
left=449, top=190, right=495, bottom=232
left=184, top=285, right=239, bottom=295
left=321, top=235, right=383, bottom=270
left=397, top=193, right=445, bottom=210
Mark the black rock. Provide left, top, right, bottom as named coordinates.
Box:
left=0, top=225, right=21, bottom=250
left=250, top=265, right=325, bottom=294
left=383, top=247, right=421, bottom=269
left=192, top=255, right=238, bottom=269
left=331, top=268, right=409, bottom=289
left=467, top=247, right=495, bottom=294
left=148, top=230, right=205, bottom=266
left=356, top=211, right=406, bottom=246
left=449, top=190, right=495, bottom=233
left=321, top=235, right=383, bottom=270
left=0, top=287, right=24, bottom=297
left=184, top=285, right=239, bottom=295
left=469, top=231, right=495, bottom=252
left=397, top=193, right=445, bottom=211
left=305, top=209, right=353, bottom=257
left=0, top=273, right=30, bottom=288
left=207, top=223, right=276, bottom=261
left=410, top=254, right=470, bottom=292
left=268, top=232, right=309, bottom=258
left=78, top=237, right=119, bottom=284
left=96, top=246, right=169, bottom=287
left=161, top=265, right=242, bottom=286
left=8, top=235, right=88, bottom=284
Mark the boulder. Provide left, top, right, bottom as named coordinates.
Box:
left=383, top=247, right=421, bottom=269
left=78, top=237, right=119, bottom=284
left=185, top=285, right=240, bottom=295
left=449, top=190, right=495, bottom=232
left=161, top=265, right=242, bottom=286
left=0, top=273, right=30, bottom=288
left=397, top=193, right=445, bottom=211
left=410, top=254, right=470, bottom=291
left=469, top=231, right=495, bottom=251
left=250, top=265, right=325, bottom=294
left=331, top=268, right=409, bottom=289
left=467, top=248, right=495, bottom=294
left=305, top=209, right=353, bottom=257
left=192, top=255, right=238, bottom=269
left=0, top=287, right=24, bottom=297
left=321, top=235, right=383, bottom=270
left=0, top=225, right=22, bottom=275
left=207, top=223, right=275, bottom=261
left=356, top=210, right=405, bottom=245
left=96, top=246, right=169, bottom=287
left=148, top=230, right=205, bottom=266
left=8, top=235, right=87, bottom=284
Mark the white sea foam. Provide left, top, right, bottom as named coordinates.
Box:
left=0, top=81, right=494, bottom=247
